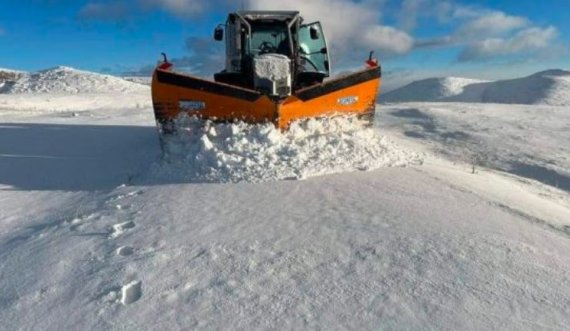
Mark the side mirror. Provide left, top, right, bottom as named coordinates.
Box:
left=214, top=26, right=224, bottom=41
left=310, top=26, right=320, bottom=40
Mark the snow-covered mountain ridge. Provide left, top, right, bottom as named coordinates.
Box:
left=383, top=69, right=570, bottom=106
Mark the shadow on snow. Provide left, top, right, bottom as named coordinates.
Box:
left=0, top=123, right=161, bottom=191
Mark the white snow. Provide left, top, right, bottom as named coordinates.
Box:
left=1, top=66, right=148, bottom=94
left=253, top=53, right=291, bottom=80
left=111, top=221, right=136, bottom=238
left=0, top=68, right=26, bottom=92
left=383, top=69, right=570, bottom=106
left=382, top=77, right=489, bottom=102
left=154, top=115, right=420, bottom=183
left=0, top=93, right=151, bottom=114
left=378, top=102, right=570, bottom=190
left=122, top=76, right=152, bottom=86
left=117, top=246, right=134, bottom=256
left=0, top=66, right=151, bottom=113
left=120, top=281, right=142, bottom=305
left=481, top=70, right=570, bottom=106
left=1, top=67, right=570, bottom=330
left=0, top=68, right=26, bottom=76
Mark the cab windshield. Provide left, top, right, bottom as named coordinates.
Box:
left=247, top=22, right=291, bottom=57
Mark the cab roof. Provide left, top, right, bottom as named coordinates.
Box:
left=235, top=10, right=300, bottom=22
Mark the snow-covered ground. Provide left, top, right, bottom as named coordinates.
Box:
left=1, top=67, right=569, bottom=329
left=378, top=102, right=570, bottom=193
left=122, top=76, right=152, bottom=86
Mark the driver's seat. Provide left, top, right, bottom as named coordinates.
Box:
left=257, top=40, right=291, bottom=57
left=214, top=71, right=250, bottom=88
left=276, top=39, right=290, bottom=56
left=295, top=72, right=326, bottom=89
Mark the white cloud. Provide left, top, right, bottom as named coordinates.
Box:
left=79, top=0, right=206, bottom=20
left=414, top=7, right=553, bottom=60
left=78, top=3, right=129, bottom=21
left=395, top=0, right=458, bottom=30
left=414, top=35, right=453, bottom=48
left=397, top=0, right=426, bottom=32
left=434, top=0, right=453, bottom=22
left=450, top=5, right=484, bottom=19
left=362, top=26, right=414, bottom=54
left=459, top=26, right=558, bottom=61
left=125, top=0, right=562, bottom=76
left=139, top=0, right=205, bottom=17
left=245, top=0, right=413, bottom=62
left=457, top=11, right=529, bottom=38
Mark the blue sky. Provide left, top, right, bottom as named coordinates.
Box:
left=0, top=0, right=568, bottom=89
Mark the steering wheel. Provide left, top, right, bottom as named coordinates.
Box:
left=300, top=55, right=320, bottom=72
left=258, top=41, right=277, bottom=54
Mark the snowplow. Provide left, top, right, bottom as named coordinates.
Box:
left=151, top=11, right=381, bottom=133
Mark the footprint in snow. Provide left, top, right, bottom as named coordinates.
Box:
left=67, top=212, right=99, bottom=231
left=116, top=246, right=134, bottom=256
left=105, top=190, right=143, bottom=204
left=66, top=217, right=85, bottom=231
left=110, top=221, right=135, bottom=238
left=121, top=280, right=142, bottom=305
left=114, top=204, right=130, bottom=211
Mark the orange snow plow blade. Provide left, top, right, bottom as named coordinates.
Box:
left=151, top=66, right=381, bottom=132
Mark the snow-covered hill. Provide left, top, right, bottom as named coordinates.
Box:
left=481, top=70, right=570, bottom=106
left=122, top=76, right=152, bottom=86
left=383, top=69, right=570, bottom=106
left=0, top=66, right=148, bottom=94
left=0, top=68, right=26, bottom=91
left=381, top=77, right=488, bottom=103
left=0, top=67, right=26, bottom=80
left=0, top=66, right=151, bottom=112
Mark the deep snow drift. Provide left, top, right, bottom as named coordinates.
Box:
left=155, top=115, right=421, bottom=183
left=383, top=69, right=570, bottom=106
left=1, top=66, right=570, bottom=330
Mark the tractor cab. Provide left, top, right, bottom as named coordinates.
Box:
left=151, top=9, right=381, bottom=133
left=213, top=11, right=331, bottom=95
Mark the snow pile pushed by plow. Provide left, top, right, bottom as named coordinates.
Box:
left=254, top=54, right=291, bottom=81
left=152, top=115, right=421, bottom=183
